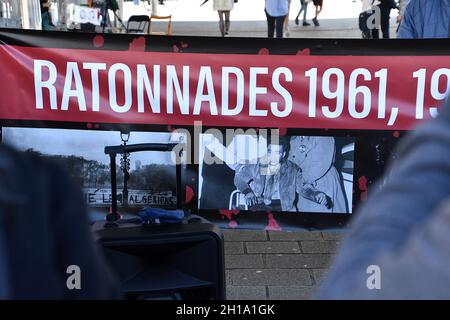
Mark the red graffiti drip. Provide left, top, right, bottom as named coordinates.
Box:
left=278, top=127, right=287, bottom=136
left=92, top=35, right=104, bottom=48
left=219, top=209, right=240, bottom=220
left=265, top=213, right=282, bottom=231
left=296, top=48, right=311, bottom=56
left=185, top=185, right=195, bottom=204
left=258, top=48, right=270, bottom=55
left=358, top=176, right=368, bottom=202
left=129, top=37, right=146, bottom=52
left=228, top=220, right=238, bottom=228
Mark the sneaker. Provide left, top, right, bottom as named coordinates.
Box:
left=295, top=17, right=299, bottom=25
left=302, top=21, right=311, bottom=26
left=312, top=17, right=319, bottom=26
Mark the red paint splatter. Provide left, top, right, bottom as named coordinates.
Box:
left=393, top=131, right=400, bottom=138
left=358, top=176, right=368, bottom=202
left=86, top=123, right=93, bottom=129
left=129, top=37, right=146, bottom=52
left=228, top=220, right=238, bottom=228
left=219, top=209, right=240, bottom=220
left=258, top=48, right=270, bottom=55
left=278, top=128, right=287, bottom=136
left=185, top=185, right=195, bottom=204
left=296, top=48, right=311, bottom=56
left=93, top=35, right=104, bottom=48
left=265, top=213, right=282, bottom=231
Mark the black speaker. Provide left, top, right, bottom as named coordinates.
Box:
left=93, top=220, right=225, bottom=300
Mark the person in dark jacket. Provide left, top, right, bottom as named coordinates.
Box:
left=316, top=98, right=450, bottom=299
left=372, top=0, right=398, bottom=39
left=0, top=145, right=120, bottom=299
left=234, top=137, right=302, bottom=211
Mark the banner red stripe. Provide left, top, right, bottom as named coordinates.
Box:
left=1, top=45, right=449, bottom=130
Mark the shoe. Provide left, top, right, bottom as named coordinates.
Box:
left=284, top=26, right=290, bottom=37
left=312, top=18, right=319, bottom=26
left=302, top=21, right=311, bottom=26
left=295, top=17, right=299, bottom=25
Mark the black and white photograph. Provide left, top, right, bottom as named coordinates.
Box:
left=2, top=127, right=180, bottom=209
left=198, top=134, right=354, bottom=214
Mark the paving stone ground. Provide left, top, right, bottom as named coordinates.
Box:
left=223, top=230, right=345, bottom=300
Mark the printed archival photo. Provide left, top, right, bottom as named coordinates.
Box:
left=198, top=134, right=354, bottom=214
left=2, top=127, right=180, bottom=209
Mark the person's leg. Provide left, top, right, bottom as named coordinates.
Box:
left=283, top=15, right=290, bottom=36
left=380, top=6, right=391, bottom=39
left=41, top=12, right=52, bottom=31
left=284, top=1, right=291, bottom=36
left=317, top=4, right=323, bottom=16
left=371, top=5, right=381, bottom=39
left=275, top=15, right=286, bottom=38
left=295, top=0, right=304, bottom=25
left=312, top=5, right=319, bottom=26
left=224, top=11, right=230, bottom=35
left=266, top=10, right=275, bottom=38
left=217, top=11, right=225, bottom=37
left=303, top=2, right=309, bottom=24
left=372, top=27, right=379, bottom=39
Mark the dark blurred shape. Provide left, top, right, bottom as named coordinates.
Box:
left=317, top=98, right=450, bottom=299
left=0, top=144, right=121, bottom=299
left=94, top=221, right=225, bottom=300
left=398, top=0, right=450, bottom=39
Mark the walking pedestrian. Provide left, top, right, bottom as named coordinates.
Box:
left=295, top=0, right=311, bottom=26
left=201, top=0, right=235, bottom=37
left=265, top=0, right=289, bottom=38
left=312, top=0, right=323, bottom=26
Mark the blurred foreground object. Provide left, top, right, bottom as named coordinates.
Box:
left=317, top=98, right=450, bottom=299
left=398, top=0, right=450, bottom=38
left=0, top=144, right=120, bottom=299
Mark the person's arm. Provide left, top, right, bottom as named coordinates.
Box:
left=234, top=164, right=260, bottom=206
left=234, top=164, right=257, bottom=194
left=317, top=99, right=450, bottom=299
